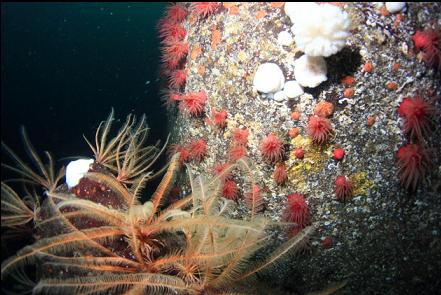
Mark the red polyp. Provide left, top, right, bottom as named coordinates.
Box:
left=179, top=91, right=207, bottom=116
left=396, top=144, right=430, bottom=191
left=307, top=116, right=333, bottom=144
left=188, top=139, right=207, bottom=162
left=397, top=96, right=432, bottom=142
left=273, top=163, right=288, bottom=185
left=333, top=148, right=345, bottom=160
left=282, top=193, right=311, bottom=230
left=229, top=144, right=247, bottom=162
left=335, top=175, right=353, bottom=202
left=165, top=4, right=188, bottom=23
left=169, top=69, right=187, bottom=89
left=232, top=128, right=249, bottom=145
left=191, top=2, right=220, bottom=18
left=211, top=109, right=228, bottom=129
left=222, top=179, right=239, bottom=201
left=260, top=133, right=284, bottom=163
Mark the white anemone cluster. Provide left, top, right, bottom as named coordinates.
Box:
left=288, top=2, right=351, bottom=57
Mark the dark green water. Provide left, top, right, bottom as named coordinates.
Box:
left=1, top=2, right=167, bottom=163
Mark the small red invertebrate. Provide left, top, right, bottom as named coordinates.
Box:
left=333, top=148, right=345, bottom=160
left=291, top=111, right=301, bottom=121
left=314, top=101, right=334, bottom=118
left=167, top=144, right=191, bottom=166
left=341, top=75, right=355, bottom=86
left=232, top=128, right=249, bottom=145
left=282, top=193, right=311, bottom=229
left=191, top=2, right=220, bottom=18
left=188, top=139, right=207, bottom=162
left=162, top=40, right=189, bottom=63
left=169, top=69, right=187, bottom=89
left=307, top=116, right=333, bottom=144
left=397, top=95, right=433, bottom=142
left=222, top=179, right=239, bottom=201
left=273, top=162, right=288, bottom=185
left=159, top=22, right=187, bottom=42
left=396, top=144, right=430, bottom=191
left=322, top=236, right=333, bottom=249
left=367, top=115, right=376, bottom=127
left=363, top=62, right=374, bottom=73
left=212, top=162, right=233, bottom=181
left=179, top=91, right=207, bottom=116
left=161, top=90, right=182, bottom=108
left=229, top=144, right=247, bottom=162
left=288, top=127, right=300, bottom=138
left=162, top=55, right=181, bottom=71
left=209, top=109, right=228, bottom=129
left=294, top=148, right=304, bottom=159
left=412, top=28, right=441, bottom=70
left=260, top=133, right=284, bottom=163
left=386, top=81, right=398, bottom=91
left=343, top=88, right=355, bottom=98
left=165, top=3, right=188, bottom=22
left=335, top=175, right=353, bottom=202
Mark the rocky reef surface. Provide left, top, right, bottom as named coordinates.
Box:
left=162, top=3, right=441, bottom=294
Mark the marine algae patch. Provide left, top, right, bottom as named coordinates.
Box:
left=351, top=171, right=375, bottom=196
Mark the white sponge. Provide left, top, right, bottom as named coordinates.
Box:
left=66, top=158, right=94, bottom=188
left=290, top=2, right=351, bottom=57
left=294, top=55, right=327, bottom=88
left=253, top=63, right=285, bottom=93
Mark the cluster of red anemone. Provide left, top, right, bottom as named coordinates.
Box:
left=158, top=4, right=189, bottom=73
left=158, top=3, right=189, bottom=108
left=395, top=94, right=434, bottom=191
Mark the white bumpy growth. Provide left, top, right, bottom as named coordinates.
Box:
left=66, top=158, right=94, bottom=188
left=290, top=2, right=351, bottom=57
left=253, top=63, right=285, bottom=93
left=294, top=55, right=327, bottom=88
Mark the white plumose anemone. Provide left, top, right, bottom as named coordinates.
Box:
left=284, top=2, right=317, bottom=24
left=283, top=80, right=304, bottom=98
left=66, top=158, right=94, bottom=188
left=290, top=2, right=351, bottom=57
left=294, top=55, right=327, bottom=88
left=253, top=63, right=285, bottom=93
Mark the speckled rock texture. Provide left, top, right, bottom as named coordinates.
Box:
left=162, top=3, right=441, bottom=294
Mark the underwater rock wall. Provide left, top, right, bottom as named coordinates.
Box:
left=160, top=2, right=441, bottom=294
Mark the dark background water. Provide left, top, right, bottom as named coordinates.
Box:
left=1, top=2, right=167, bottom=171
